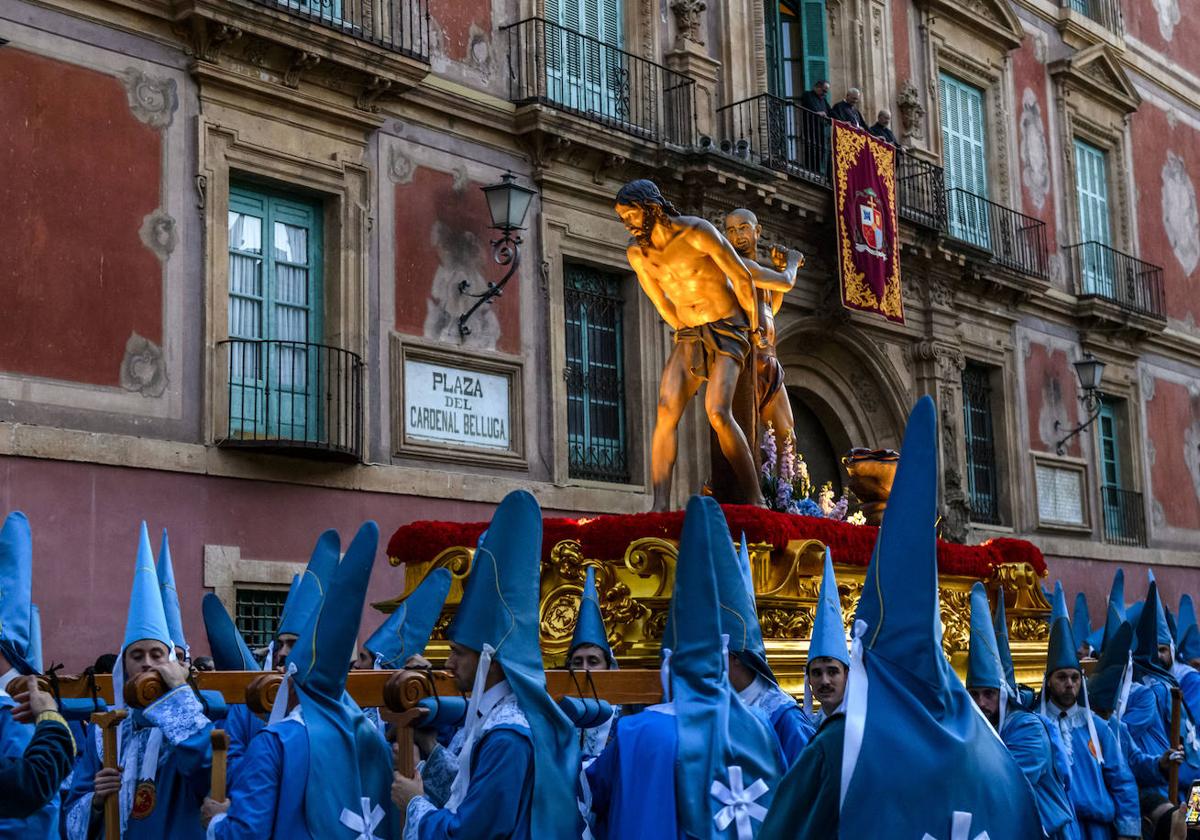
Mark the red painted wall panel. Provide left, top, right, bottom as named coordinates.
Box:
left=0, top=49, right=163, bottom=386
left=1011, top=37, right=1057, bottom=248
left=1024, top=342, right=1080, bottom=457
left=1124, top=0, right=1199, bottom=81
left=394, top=165, right=521, bottom=354
left=429, top=0, right=493, bottom=64
left=1129, top=103, right=1200, bottom=324
left=891, top=0, right=912, bottom=91
left=1145, top=377, right=1200, bottom=531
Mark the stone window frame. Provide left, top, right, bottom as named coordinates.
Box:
left=957, top=343, right=1019, bottom=532
left=1050, top=49, right=1140, bottom=255
left=199, top=119, right=373, bottom=447
left=544, top=218, right=662, bottom=494
left=202, top=544, right=305, bottom=618
left=931, top=43, right=1017, bottom=207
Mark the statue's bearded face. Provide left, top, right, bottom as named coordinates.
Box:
left=615, top=202, right=660, bottom=248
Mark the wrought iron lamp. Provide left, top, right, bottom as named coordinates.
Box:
left=1053, top=351, right=1106, bottom=456
left=458, top=171, right=537, bottom=336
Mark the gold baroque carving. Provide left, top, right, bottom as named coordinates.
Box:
left=939, top=589, right=972, bottom=656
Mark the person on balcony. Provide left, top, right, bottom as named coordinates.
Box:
left=867, top=109, right=900, bottom=149
left=797, top=79, right=830, bottom=116
left=829, top=88, right=868, bottom=130
left=797, top=80, right=831, bottom=175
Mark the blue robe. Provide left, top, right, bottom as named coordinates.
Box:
left=1137, top=678, right=1200, bottom=797
left=405, top=721, right=534, bottom=839
left=758, top=713, right=844, bottom=840
left=222, top=704, right=264, bottom=788
left=999, top=710, right=1075, bottom=839
left=208, top=712, right=311, bottom=840
left=0, top=690, right=61, bottom=838
left=585, top=706, right=683, bottom=840
left=1106, top=714, right=1163, bottom=793
left=64, top=687, right=212, bottom=840
left=740, top=678, right=814, bottom=766
left=1046, top=702, right=1139, bottom=840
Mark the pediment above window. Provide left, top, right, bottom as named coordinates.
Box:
left=1050, top=44, right=1140, bottom=115
left=916, top=0, right=1024, bottom=52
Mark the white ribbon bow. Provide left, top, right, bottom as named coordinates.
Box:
left=710, top=766, right=769, bottom=840
left=920, top=810, right=990, bottom=840
left=339, top=797, right=385, bottom=840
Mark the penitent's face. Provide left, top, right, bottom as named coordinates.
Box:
left=124, top=639, right=171, bottom=675
left=1047, top=668, right=1081, bottom=709
left=968, top=687, right=1000, bottom=726
left=569, top=644, right=610, bottom=672
left=807, top=657, right=847, bottom=712
left=446, top=642, right=482, bottom=692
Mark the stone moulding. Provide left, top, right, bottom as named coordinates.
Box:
left=378, top=536, right=1052, bottom=694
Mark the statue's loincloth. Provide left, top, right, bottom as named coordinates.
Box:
left=673, top=316, right=752, bottom=380
left=756, top=349, right=785, bottom=411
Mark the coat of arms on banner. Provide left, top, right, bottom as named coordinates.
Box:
left=854, top=189, right=887, bottom=260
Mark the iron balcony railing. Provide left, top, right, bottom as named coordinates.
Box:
left=717, top=93, right=831, bottom=186
left=1066, top=241, right=1166, bottom=319
left=1100, top=485, right=1147, bottom=548
left=945, top=189, right=1048, bottom=279
left=503, top=17, right=696, bottom=146
left=250, top=0, right=430, bottom=60
left=897, top=155, right=947, bottom=230
left=1061, top=0, right=1123, bottom=35
left=217, top=339, right=364, bottom=460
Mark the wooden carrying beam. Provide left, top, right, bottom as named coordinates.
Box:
left=62, top=668, right=667, bottom=715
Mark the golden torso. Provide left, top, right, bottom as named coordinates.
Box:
left=632, top=217, right=740, bottom=327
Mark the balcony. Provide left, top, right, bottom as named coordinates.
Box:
left=1058, top=0, right=1123, bottom=37
left=1100, top=485, right=1147, bottom=548
left=217, top=339, right=364, bottom=460
left=503, top=17, right=696, bottom=146
left=946, top=189, right=1048, bottom=279
left=1066, top=241, right=1166, bottom=320
left=246, top=0, right=431, bottom=58
left=898, top=156, right=947, bottom=230
left=716, top=94, right=831, bottom=187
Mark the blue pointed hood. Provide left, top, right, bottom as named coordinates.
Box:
left=1146, top=571, right=1173, bottom=647
left=966, top=583, right=1003, bottom=691
left=0, top=512, right=36, bottom=675
left=446, top=490, right=580, bottom=838
left=992, top=588, right=1018, bottom=699
left=1132, top=579, right=1175, bottom=685
left=277, top=533, right=339, bottom=639
left=156, top=530, right=187, bottom=655
left=840, top=396, right=1041, bottom=838
left=364, top=567, right=453, bottom=669
left=715, top=531, right=773, bottom=683
left=1178, top=595, right=1200, bottom=663
left=1087, top=621, right=1134, bottom=716
left=202, top=594, right=259, bottom=671
left=1045, top=617, right=1081, bottom=677
left=809, top=548, right=848, bottom=667
left=1050, top=581, right=1069, bottom=626
left=667, top=496, right=782, bottom=840
left=1100, top=599, right=1125, bottom=654
left=568, top=566, right=615, bottom=667
left=124, top=522, right=173, bottom=651
left=1072, top=593, right=1092, bottom=654
left=285, top=522, right=396, bottom=839
left=28, top=604, right=42, bottom=674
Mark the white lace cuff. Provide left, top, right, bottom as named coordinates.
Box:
left=404, top=796, right=438, bottom=840
left=206, top=811, right=228, bottom=839
left=143, top=686, right=210, bottom=745
left=421, top=745, right=458, bottom=808
left=65, top=792, right=94, bottom=840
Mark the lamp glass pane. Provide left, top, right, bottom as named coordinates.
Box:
left=1074, top=357, right=1105, bottom=391
left=506, top=185, right=535, bottom=229
left=484, top=186, right=510, bottom=228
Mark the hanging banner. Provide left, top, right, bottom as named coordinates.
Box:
left=833, top=122, right=904, bottom=324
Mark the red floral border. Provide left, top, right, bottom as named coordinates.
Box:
left=386, top=506, right=1047, bottom=579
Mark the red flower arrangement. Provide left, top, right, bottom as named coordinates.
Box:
left=387, top=506, right=1048, bottom=579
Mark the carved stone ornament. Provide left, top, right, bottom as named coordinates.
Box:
left=670, top=0, right=707, bottom=47
left=138, top=210, right=177, bottom=262
left=897, top=79, right=925, bottom=142
left=388, top=147, right=416, bottom=184
left=117, top=68, right=179, bottom=130
left=119, top=333, right=168, bottom=398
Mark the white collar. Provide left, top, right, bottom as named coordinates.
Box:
left=475, top=679, right=513, bottom=723
left=738, top=675, right=770, bottom=706
left=0, top=667, right=18, bottom=695
left=1049, top=699, right=1085, bottom=721
left=1172, top=661, right=1195, bottom=683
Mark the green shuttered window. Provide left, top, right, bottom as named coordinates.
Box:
left=767, top=0, right=829, bottom=97
left=546, top=0, right=624, bottom=117
left=939, top=73, right=989, bottom=247
left=1073, top=139, right=1113, bottom=295
left=565, top=263, right=629, bottom=483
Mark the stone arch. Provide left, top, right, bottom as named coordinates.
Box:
left=773, top=318, right=910, bottom=463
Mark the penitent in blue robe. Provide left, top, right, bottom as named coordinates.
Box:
left=740, top=677, right=814, bottom=767
left=585, top=706, right=684, bottom=840
left=1137, top=678, right=1200, bottom=797
left=1046, top=702, right=1139, bottom=840
left=64, top=686, right=213, bottom=840
left=0, top=689, right=60, bottom=838
left=222, top=704, right=264, bottom=789
left=207, top=710, right=312, bottom=840
left=404, top=694, right=534, bottom=840
left=999, top=710, right=1076, bottom=839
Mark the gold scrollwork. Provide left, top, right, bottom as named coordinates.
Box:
left=759, top=606, right=816, bottom=640
left=1010, top=617, right=1050, bottom=642
left=939, top=589, right=972, bottom=656
left=838, top=581, right=864, bottom=633
left=623, top=538, right=678, bottom=598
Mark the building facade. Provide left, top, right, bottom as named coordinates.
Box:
left=2, top=0, right=1198, bottom=665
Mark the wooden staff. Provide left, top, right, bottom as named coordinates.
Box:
left=92, top=710, right=127, bottom=840
left=210, top=730, right=229, bottom=802
left=1171, top=686, right=1183, bottom=803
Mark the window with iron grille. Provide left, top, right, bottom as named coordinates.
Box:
left=565, top=263, right=629, bottom=483
left=234, top=587, right=289, bottom=651
left=961, top=362, right=1001, bottom=525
